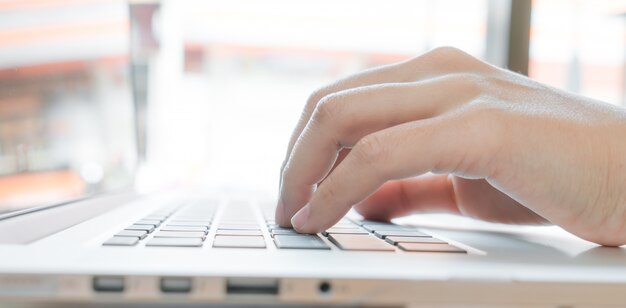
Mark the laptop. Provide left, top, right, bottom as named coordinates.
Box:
left=1, top=2, right=626, bottom=307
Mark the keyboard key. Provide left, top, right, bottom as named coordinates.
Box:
left=385, top=236, right=447, bottom=245
left=212, top=236, right=266, bottom=248
left=322, top=228, right=368, bottom=236
left=146, top=237, right=203, bottom=247
left=268, top=226, right=295, bottom=232
left=126, top=224, right=155, bottom=233
left=166, top=221, right=211, bottom=227
left=363, top=224, right=412, bottom=232
left=174, top=216, right=213, bottom=221
left=218, top=224, right=261, bottom=230
left=220, top=216, right=257, bottom=222
left=115, top=230, right=148, bottom=239
left=135, top=219, right=162, bottom=226
left=328, top=234, right=395, bottom=251
left=354, top=219, right=390, bottom=226
left=329, top=223, right=359, bottom=229
left=216, top=229, right=262, bottom=236
left=273, top=235, right=330, bottom=250
left=398, top=243, right=466, bottom=253
left=175, top=211, right=213, bottom=215
left=270, top=229, right=300, bottom=236
left=103, top=236, right=139, bottom=246
left=154, top=231, right=207, bottom=239
left=169, top=219, right=211, bottom=224
left=161, top=226, right=208, bottom=233
left=170, top=217, right=211, bottom=224
left=373, top=230, right=430, bottom=239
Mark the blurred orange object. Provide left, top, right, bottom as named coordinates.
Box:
left=0, top=170, right=84, bottom=212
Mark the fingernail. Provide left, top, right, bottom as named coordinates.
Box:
left=291, top=205, right=310, bottom=231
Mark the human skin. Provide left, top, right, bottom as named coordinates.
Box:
left=275, top=47, right=626, bottom=246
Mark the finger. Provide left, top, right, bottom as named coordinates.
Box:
left=353, top=174, right=460, bottom=222
left=279, top=76, right=478, bottom=226
left=280, top=47, right=489, bottom=169
left=354, top=175, right=547, bottom=224
left=290, top=111, right=502, bottom=233
left=448, top=177, right=548, bottom=224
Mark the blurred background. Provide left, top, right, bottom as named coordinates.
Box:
left=0, top=0, right=625, bottom=214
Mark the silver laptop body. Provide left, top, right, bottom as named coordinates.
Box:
left=1, top=190, right=625, bottom=307
left=1, top=1, right=625, bottom=306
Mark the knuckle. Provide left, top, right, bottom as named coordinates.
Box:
left=461, top=100, right=508, bottom=170
left=421, top=46, right=467, bottom=65
left=470, top=99, right=507, bottom=126
left=279, top=160, right=287, bottom=179
left=433, top=73, right=490, bottom=101
left=310, top=93, right=345, bottom=128
left=279, top=160, right=296, bottom=186
left=430, top=46, right=465, bottom=58
left=413, top=46, right=487, bottom=74
left=352, top=133, right=388, bottom=168
left=306, top=87, right=328, bottom=108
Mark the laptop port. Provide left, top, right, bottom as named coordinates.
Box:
left=318, top=281, right=332, bottom=294
left=226, top=278, right=279, bottom=295
left=93, top=276, right=125, bottom=293
left=160, top=277, right=192, bottom=293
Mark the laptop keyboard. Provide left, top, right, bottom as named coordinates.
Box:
left=102, top=198, right=466, bottom=254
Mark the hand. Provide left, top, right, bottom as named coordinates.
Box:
left=276, top=47, right=626, bottom=246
